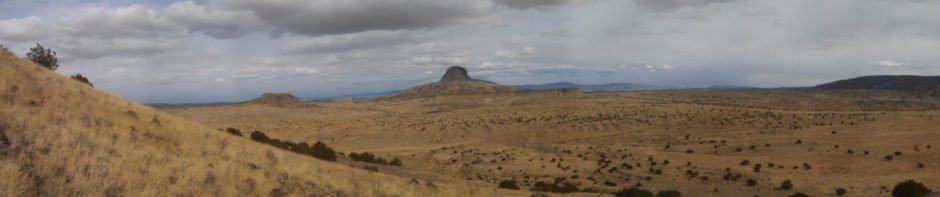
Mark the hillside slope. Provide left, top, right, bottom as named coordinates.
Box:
left=0, top=50, right=508, bottom=196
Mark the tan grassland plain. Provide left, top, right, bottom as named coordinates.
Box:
left=167, top=89, right=940, bottom=196
left=0, top=49, right=528, bottom=196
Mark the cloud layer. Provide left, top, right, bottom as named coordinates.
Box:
left=2, top=0, right=939, bottom=103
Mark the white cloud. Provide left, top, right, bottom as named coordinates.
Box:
left=0, top=16, right=47, bottom=42
left=874, top=60, right=903, bottom=67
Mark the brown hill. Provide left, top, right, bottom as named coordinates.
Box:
left=249, top=92, right=305, bottom=107
left=389, top=66, right=523, bottom=99
left=0, top=49, right=511, bottom=196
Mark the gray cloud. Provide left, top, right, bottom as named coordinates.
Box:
left=496, top=0, right=578, bottom=9
left=57, top=37, right=178, bottom=60
left=4, top=0, right=940, bottom=103
left=165, top=1, right=262, bottom=38
left=284, top=30, right=421, bottom=54
left=0, top=16, right=47, bottom=42
left=632, top=0, right=737, bottom=12
left=213, top=0, right=497, bottom=36
left=61, top=5, right=182, bottom=39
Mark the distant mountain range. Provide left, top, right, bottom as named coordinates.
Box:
left=147, top=75, right=940, bottom=106
left=815, top=75, right=940, bottom=92
left=519, top=82, right=672, bottom=92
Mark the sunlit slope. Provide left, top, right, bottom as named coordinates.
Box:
left=0, top=50, right=510, bottom=196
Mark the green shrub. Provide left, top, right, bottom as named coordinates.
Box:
left=531, top=181, right=579, bottom=194
left=224, top=127, right=242, bottom=136
left=27, top=43, right=59, bottom=70
left=390, top=157, right=403, bottom=166
left=892, top=180, right=931, bottom=197
left=250, top=131, right=271, bottom=143
left=836, top=187, right=847, bottom=196
left=789, top=192, right=809, bottom=197
left=361, top=166, right=378, bottom=172
left=70, top=74, right=93, bottom=86
left=781, top=179, right=793, bottom=190
left=615, top=187, right=653, bottom=197
left=498, top=180, right=520, bottom=190
left=310, top=141, right=337, bottom=161
left=0, top=127, right=9, bottom=146
left=655, top=190, right=681, bottom=197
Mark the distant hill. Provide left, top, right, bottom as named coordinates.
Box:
left=248, top=92, right=306, bottom=107
left=520, top=82, right=670, bottom=92
left=815, top=75, right=940, bottom=92
left=388, top=66, right=523, bottom=99
left=705, top=85, right=759, bottom=90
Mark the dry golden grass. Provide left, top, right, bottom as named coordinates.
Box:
left=0, top=49, right=528, bottom=196
left=168, top=86, right=940, bottom=196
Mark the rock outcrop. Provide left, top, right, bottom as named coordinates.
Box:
left=388, top=66, right=523, bottom=99
left=440, top=66, right=472, bottom=82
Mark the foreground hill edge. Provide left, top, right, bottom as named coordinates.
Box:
left=0, top=49, right=523, bottom=196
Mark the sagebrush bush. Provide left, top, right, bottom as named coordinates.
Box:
left=71, top=74, right=93, bottom=86
left=0, top=127, right=9, bottom=146
left=892, top=180, right=931, bottom=197
left=250, top=131, right=271, bottom=143
left=836, top=187, right=847, bottom=196
left=531, top=180, right=579, bottom=194
left=789, top=192, right=809, bottom=197
left=390, top=157, right=403, bottom=166
left=655, top=190, right=681, bottom=197
left=780, top=179, right=793, bottom=190
left=498, top=180, right=520, bottom=190
left=614, top=187, right=652, bottom=197
left=224, top=127, right=243, bottom=136
left=310, top=141, right=337, bottom=161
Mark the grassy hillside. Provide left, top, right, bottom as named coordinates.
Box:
left=0, top=49, right=516, bottom=196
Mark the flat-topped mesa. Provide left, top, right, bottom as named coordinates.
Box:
left=440, top=66, right=472, bottom=82
left=388, top=66, right=523, bottom=99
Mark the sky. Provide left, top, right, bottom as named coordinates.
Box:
left=2, top=0, right=940, bottom=103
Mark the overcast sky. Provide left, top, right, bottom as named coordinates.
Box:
left=2, top=0, right=939, bottom=103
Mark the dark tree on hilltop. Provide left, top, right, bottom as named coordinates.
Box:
left=71, top=74, right=93, bottom=86
left=27, top=43, right=58, bottom=70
